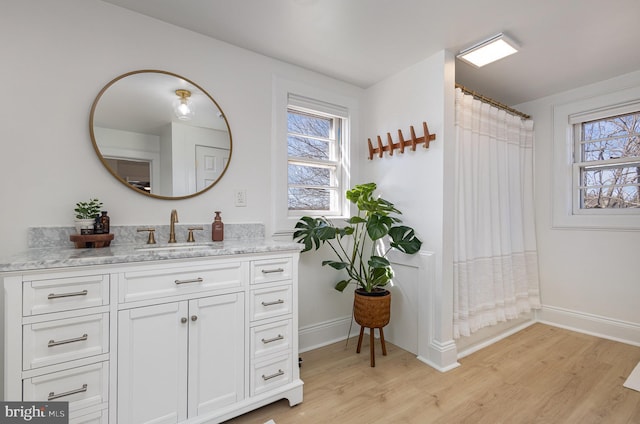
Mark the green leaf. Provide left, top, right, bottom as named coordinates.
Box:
left=368, top=255, right=390, bottom=269
left=339, top=226, right=355, bottom=237
left=366, top=214, right=393, bottom=240
left=388, top=226, right=422, bottom=254
left=292, top=216, right=326, bottom=252
left=316, top=225, right=337, bottom=241
left=368, top=267, right=392, bottom=288
left=322, top=260, right=348, bottom=270
left=347, top=216, right=366, bottom=224
left=334, top=280, right=351, bottom=292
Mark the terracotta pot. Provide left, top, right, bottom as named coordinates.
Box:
left=353, top=288, right=391, bottom=328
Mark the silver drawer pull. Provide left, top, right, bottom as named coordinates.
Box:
left=48, top=384, right=88, bottom=401
left=261, top=334, right=284, bottom=344
left=262, top=369, right=284, bottom=381
left=174, top=277, right=204, bottom=285
left=261, top=268, right=285, bottom=274
left=261, top=299, right=284, bottom=307
left=48, top=333, right=88, bottom=348
left=47, top=290, right=88, bottom=300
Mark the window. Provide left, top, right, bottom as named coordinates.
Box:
left=552, top=84, right=640, bottom=229
left=573, top=111, right=640, bottom=211
left=287, top=107, right=344, bottom=215
left=271, top=77, right=356, bottom=235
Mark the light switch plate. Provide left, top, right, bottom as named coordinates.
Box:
left=234, top=189, right=247, bottom=207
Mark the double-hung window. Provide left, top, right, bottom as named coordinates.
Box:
left=572, top=109, right=640, bottom=212
left=286, top=95, right=348, bottom=217
left=552, top=86, right=640, bottom=229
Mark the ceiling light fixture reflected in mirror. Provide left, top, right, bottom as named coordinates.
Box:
left=174, top=89, right=195, bottom=120
left=457, top=33, right=518, bottom=68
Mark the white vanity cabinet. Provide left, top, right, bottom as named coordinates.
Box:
left=3, top=271, right=111, bottom=422
left=1, top=248, right=303, bottom=424
left=117, top=293, right=245, bottom=424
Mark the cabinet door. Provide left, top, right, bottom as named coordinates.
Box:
left=118, top=302, right=188, bottom=424
left=188, top=292, right=245, bottom=417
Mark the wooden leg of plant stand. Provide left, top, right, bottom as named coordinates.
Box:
left=379, top=327, right=387, bottom=356
left=356, top=326, right=364, bottom=354
left=370, top=329, right=375, bottom=367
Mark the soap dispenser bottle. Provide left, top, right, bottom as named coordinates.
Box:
left=100, top=211, right=110, bottom=234
left=212, top=211, right=224, bottom=241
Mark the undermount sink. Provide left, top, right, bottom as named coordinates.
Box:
left=135, top=242, right=218, bottom=252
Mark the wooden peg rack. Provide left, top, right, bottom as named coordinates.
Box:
left=367, top=122, right=436, bottom=160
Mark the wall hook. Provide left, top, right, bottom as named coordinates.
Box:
left=367, top=122, right=436, bottom=160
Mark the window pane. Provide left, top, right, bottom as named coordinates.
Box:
left=288, top=164, right=331, bottom=187
left=583, top=113, right=640, bottom=141
left=288, top=136, right=330, bottom=160
left=582, top=136, right=640, bottom=161
left=288, top=187, right=331, bottom=211
left=288, top=111, right=331, bottom=138
left=581, top=166, right=640, bottom=208
left=583, top=167, right=640, bottom=187
left=581, top=112, right=640, bottom=162
left=582, top=186, right=640, bottom=208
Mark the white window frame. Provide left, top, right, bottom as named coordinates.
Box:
left=287, top=97, right=346, bottom=217
left=552, top=84, right=640, bottom=229
left=571, top=107, right=640, bottom=214
left=271, top=76, right=358, bottom=236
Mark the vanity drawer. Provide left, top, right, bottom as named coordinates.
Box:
left=23, top=275, right=109, bottom=316
left=251, top=257, right=292, bottom=285
left=120, top=260, right=246, bottom=303
left=250, top=284, right=292, bottom=322
left=23, top=313, right=109, bottom=371
left=251, top=354, right=292, bottom=396
left=251, top=319, right=292, bottom=359
left=23, top=362, right=109, bottom=415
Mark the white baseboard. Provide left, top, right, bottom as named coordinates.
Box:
left=537, top=305, right=640, bottom=347
left=298, top=316, right=357, bottom=353
left=417, top=355, right=460, bottom=373
left=298, top=306, right=640, bottom=361
left=456, top=320, right=537, bottom=359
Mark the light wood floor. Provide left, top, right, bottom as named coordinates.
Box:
left=225, top=323, right=640, bottom=423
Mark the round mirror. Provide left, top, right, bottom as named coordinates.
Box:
left=90, top=70, right=232, bottom=199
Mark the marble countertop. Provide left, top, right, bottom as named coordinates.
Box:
left=0, top=239, right=302, bottom=272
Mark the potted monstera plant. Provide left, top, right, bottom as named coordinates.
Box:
left=293, top=182, right=422, bottom=350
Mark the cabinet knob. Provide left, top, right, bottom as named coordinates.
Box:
left=191, top=315, right=198, bottom=322
left=181, top=317, right=188, bottom=323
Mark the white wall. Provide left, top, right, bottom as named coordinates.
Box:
left=0, top=1, right=363, bottom=348
left=0, top=0, right=361, bottom=257
left=517, top=70, right=640, bottom=345
left=360, top=51, right=459, bottom=370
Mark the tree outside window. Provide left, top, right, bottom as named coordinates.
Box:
left=576, top=111, right=640, bottom=209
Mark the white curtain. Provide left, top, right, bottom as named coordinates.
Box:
left=453, top=88, right=541, bottom=339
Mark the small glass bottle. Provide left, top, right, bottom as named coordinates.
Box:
left=93, top=215, right=104, bottom=234
left=212, top=211, right=224, bottom=241
left=100, top=211, right=110, bottom=234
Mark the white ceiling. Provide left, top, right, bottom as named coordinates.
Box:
left=101, top=0, right=640, bottom=105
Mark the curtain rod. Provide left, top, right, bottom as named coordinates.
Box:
left=455, top=83, right=531, bottom=120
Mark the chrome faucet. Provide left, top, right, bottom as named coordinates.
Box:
left=169, top=209, right=179, bottom=243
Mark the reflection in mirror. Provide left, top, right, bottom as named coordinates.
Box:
left=90, top=70, right=232, bottom=199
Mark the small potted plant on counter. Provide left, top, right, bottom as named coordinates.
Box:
left=293, top=182, right=422, bottom=366
left=74, top=198, right=103, bottom=234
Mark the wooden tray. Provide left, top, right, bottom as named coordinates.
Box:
left=70, top=233, right=114, bottom=249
